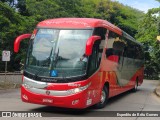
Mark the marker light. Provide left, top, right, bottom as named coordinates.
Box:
left=22, top=94, right=28, bottom=100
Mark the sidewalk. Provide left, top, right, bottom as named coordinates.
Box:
left=155, top=86, right=160, bottom=97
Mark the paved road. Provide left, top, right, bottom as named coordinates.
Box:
left=0, top=80, right=160, bottom=120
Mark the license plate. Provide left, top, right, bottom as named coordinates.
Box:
left=42, top=98, right=53, bottom=103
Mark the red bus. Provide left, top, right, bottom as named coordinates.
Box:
left=14, top=18, right=144, bottom=109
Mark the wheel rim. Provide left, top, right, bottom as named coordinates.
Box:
left=100, top=90, right=106, bottom=103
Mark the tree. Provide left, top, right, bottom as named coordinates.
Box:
left=25, top=0, right=86, bottom=20
left=0, top=0, right=17, bottom=7
left=0, top=2, right=36, bottom=71
left=136, top=3, right=160, bottom=79
left=16, top=0, right=29, bottom=16
left=82, top=0, right=144, bottom=37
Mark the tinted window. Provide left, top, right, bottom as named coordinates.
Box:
left=106, top=31, right=126, bottom=60
left=135, top=45, right=144, bottom=60
left=127, top=41, right=136, bottom=59
left=93, top=27, right=107, bottom=40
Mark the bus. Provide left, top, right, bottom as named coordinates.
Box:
left=14, top=18, right=144, bottom=109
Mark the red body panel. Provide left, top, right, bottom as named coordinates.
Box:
left=21, top=86, right=88, bottom=108
left=37, top=18, right=122, bottom=35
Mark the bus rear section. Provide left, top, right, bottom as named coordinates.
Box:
left=103, top=31, right=144, bottom=95
left=14, top=18, right=144, bottom=109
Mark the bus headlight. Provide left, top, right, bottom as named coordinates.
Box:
left=67, top=82, right=91, bottom=95
left=23, top=84, right=33, bottom=89
left=23, top=84, right=30, bottom=89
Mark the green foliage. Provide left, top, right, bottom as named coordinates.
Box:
left=25, top=0, right=86, bottom=20
left=26, top=0, right=60, bottom=20
left=114, top=5, right=144, bottom=36
left=0, top=0, right=17, bottom=8
left=24, top=0, right=144, bottom=37
left=82, top=0, right=144, bottom=36
left=0, top=2, right=36, bottom=71
left=136, top=14, right=158, bottom=44
left=16, top=0, right=29, bottom=16
left=136, top=6, right=160, bottom=79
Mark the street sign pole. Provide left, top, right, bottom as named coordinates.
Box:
left=5, top=61, right=7, bottom=81
left=2, top=50, right=10, bottom=82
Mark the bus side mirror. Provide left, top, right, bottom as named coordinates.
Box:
left=85, top=36, right=101, bottom=56
left=14, top=34, right=31, bottom=53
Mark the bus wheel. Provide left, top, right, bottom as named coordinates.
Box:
left=94, top=86, right=108, bottom=109
left=132, top=79, right=138, bottom=92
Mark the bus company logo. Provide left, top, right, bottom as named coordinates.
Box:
left=46, top=90, right=50, bottom=95
left=41, top=78, right=57, bottom=82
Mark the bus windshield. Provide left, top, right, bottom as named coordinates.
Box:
left=25, top=28, right=92, bottom=78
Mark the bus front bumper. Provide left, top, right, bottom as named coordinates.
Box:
left=21, top=85, right=93, bottom=109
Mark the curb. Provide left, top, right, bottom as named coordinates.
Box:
left=154, top=86, right=160, bottom=97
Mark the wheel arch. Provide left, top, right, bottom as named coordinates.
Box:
left=103, top=81, right=109, bottom=96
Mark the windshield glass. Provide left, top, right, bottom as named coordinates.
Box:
left=25, top=28, right=92, bottom=78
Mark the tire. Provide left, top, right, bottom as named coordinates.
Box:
left=94, top=86, right=108, bottom=109
left=132, top=79, right=138, bottom=92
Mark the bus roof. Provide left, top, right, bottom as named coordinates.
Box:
left=37, top=18, right=122, bottom=35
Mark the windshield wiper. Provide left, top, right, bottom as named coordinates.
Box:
left=53, top=48, right=59, bottom=68
left=33, top=48, right=54, bottom=78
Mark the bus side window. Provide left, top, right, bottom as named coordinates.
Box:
left=106, top=31, right=125, bottom=62
left=135, top=45, right=144, bottom=60
left=93, top=27, right=107, bottom=40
